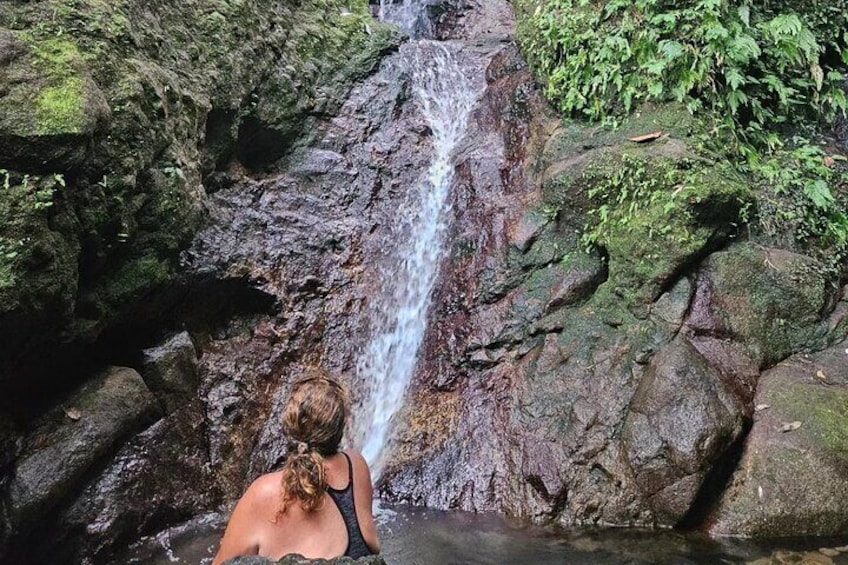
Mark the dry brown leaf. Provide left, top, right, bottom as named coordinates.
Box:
left=63, top=407, right=82, bottom=421
left=780, top=421, right=802, bottom=432
left=824, top=156, right=836, bottom=168
left=628, top=131, right=663, bottom=143
left=816, top=370, right=827, bottom=381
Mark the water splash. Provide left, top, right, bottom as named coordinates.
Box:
left=354, top=41, right=481, bottom=480
left=379, top=0, right=430, bottom=37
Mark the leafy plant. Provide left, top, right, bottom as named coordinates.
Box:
left=747, top=139, right=848, bottom=264
left=516, top=0, right=848, bottom=266
left=519, top=0, right=847, bottom=139
left=580, top=154, right=748, bottom=250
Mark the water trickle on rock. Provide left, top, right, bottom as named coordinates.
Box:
left=378, top=0, right=427, bottom=37
left=353, top=6, right=482, bottom=480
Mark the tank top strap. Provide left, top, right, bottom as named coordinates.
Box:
left=328, top=451, right=353, bottom=493
left=342, top=451, right=353, bottom=486
left=326, top=451, right=372, bottom=559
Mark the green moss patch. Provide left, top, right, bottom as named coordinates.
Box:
left=23, top=36, right=91, bottom=136
left=36, top=78, right=86, bottom=135
left=582, top=150, right=751, bottom=306
left=773, top=382, right=848, bottom=458
left=707, top=244, right=830, bottom=365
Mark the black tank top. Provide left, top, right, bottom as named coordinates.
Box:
left=326, top=452, right=373, bottom=559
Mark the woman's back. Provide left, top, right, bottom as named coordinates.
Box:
left=212, top=376, right=380, bottom=564
left=243, top=474, right=348, bottom=560
left=213, top=448, right=380, bottom=563
left=246, top=450, right=376, bottom=560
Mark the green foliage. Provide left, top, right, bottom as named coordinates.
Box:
left=577, top=150, right=752, bottom=306
left=580, top=153, right=750, bottom=250
left=0, top=169, right=67, bottom=298
left=516, top=0, right=848, bottom=266
left=519, top=0, right=847, bottom=134
left=582, top=155, right=685, bottom=248
left=747, top=139, right=848, bottom=264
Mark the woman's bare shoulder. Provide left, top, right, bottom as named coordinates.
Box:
left=342, top=450, right=374, bottom=484
left=244, top=471, right=283, bottom=508
left=342, top=449, right=368, bottom=469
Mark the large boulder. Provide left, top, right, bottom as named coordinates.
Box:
left=141, top=331, right=200, bottom=414
left=622, top=338, right=748, bottom=525
left=7, top=367, right=158, bottom=537
left=709, top=343, right=848, bottom=537
left=50, top=400, right=218, bottom=565
left=0, top=30, right=111, bottom=172
left=686, top=244, right=833, bottom=368
left=539, top=104, right=752, bottom=310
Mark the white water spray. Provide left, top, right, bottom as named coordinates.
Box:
left=378, top=0, right=424, bottom=36
left=354, top=39, right=481, bottom=479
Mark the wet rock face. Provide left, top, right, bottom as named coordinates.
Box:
left=373, top=2, right=842, bottom=531
left=141, top=331, right=199, bottom=414
left=6, top=0, right=847, bottom=559
left=7, top=367, right=158, bottom=539
left=0, top=0, right=400, bottom=392
left=50, top=401, right=219, bottom=565
left=709, top=342, right=848, bottom=538
left=623, top=338, right=748, bottom=524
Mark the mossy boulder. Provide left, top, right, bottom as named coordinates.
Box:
left=709, top=343, right=848, bottom=537
left=0, top=30, right=111, bottom=171
left=687, top=243, right=834, bottom=368
left=0, top=172, right=79, bottom=339
left=539, top=105, right=752, bottom=310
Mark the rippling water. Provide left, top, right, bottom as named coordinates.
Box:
left=124, top=505, right=848, bottom=565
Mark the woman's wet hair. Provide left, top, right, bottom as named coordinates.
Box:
left=279, top=371, right=349, bottom=514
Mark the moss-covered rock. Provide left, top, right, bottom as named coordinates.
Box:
left=0, top=0, right=401, bottom=382
left=539, top=105, right=752, bottom=310
left=688, top=243, right=834, bottom=368
left=0, top=172, right=79, bottom=332
left=709, top=343, right=848, bottom=537
left=0, top=30, right=110, bottom=171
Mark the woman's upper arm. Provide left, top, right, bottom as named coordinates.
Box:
left=349, top=450, right=382, bottom=553
left=211, top=484, right=263, bottom=565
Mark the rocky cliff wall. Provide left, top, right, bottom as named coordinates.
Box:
left=0, top=0, right=399, bottom=401
left=2, top=0, right=847, bottom=563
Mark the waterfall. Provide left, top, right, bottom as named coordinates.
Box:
left=378, top=0, right=430, bottom=38
left=353, top=19, right=481, bottom=480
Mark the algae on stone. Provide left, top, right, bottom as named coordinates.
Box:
left=0, top=0, right=400, bottom=374
left=709, top=344, right=848, bottom=537
left=539, top=106, right=751, bottom=310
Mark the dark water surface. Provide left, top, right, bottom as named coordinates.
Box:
left=124, top=504, right=848, bottom=564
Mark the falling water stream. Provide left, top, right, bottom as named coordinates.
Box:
left=377, top=0, right=424, bottom=36
left=353, top=2, right=482, bottom=480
